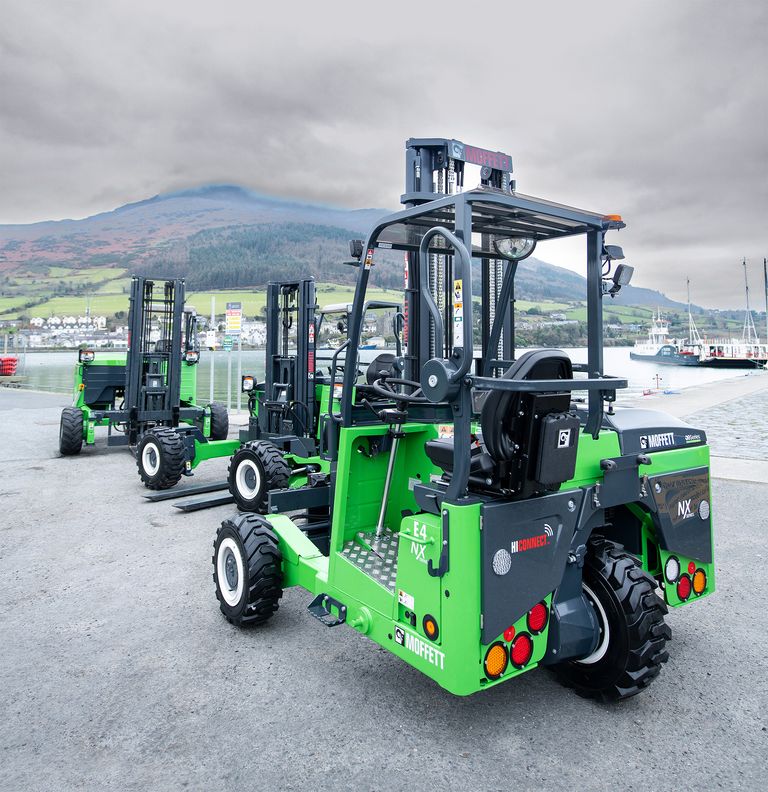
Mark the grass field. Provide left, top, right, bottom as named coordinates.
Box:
left=0, top=266, right=129, bottom=320
left=186, top=285, right=404, bottom=318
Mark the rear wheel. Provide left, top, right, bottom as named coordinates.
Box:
left=209, top=402, right=229, bottom=440
left=59, top=407, right=84, bottom=456
left=212, top=513, right=283, bottom=625
left=137, top=428, right=186, bottom=490
left=554, top=537, right=671, bottom=701
left=228, top=441, right=290, bottom=512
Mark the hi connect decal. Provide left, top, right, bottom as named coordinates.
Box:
left=492, top=525, right=554, bottom=576
left=639, top=432, right=675, bottom=450
left=394, top=626, right=445, bottom=670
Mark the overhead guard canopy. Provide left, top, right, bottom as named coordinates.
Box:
left=373, top=186, right=625, bottom=257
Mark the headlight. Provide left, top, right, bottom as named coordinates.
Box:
left=184, top=350, right=200, bottom=364
left=78, top=349, right=95, bottom=363
left=241, top=375, right=255, bottom=393
left=493, top=236, right=536, bottom=261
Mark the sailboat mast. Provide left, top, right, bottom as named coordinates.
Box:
left=764, top=257, right=767, bottom=346
left=742, top=258, right=758, bottom=344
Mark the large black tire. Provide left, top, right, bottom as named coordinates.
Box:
left=227, top=440, right=290, bottom=513
left=59, top=407, right=84, bottom=456
left=209, top=402, right=229, bottom=441
left=212, top=513, right=283, bottom=625
left=136, top=427, right=186, bottom=490
left=554, top=537, right=671, bottom=701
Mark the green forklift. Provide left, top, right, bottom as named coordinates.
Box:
left=58, top=276, right=228, bottom=471
left=212, top=137, right=714, bottom=700
left=143, top=277, right=402, bottom=511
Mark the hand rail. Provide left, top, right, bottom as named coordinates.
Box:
left=417, top=227, right=474, bottom=381
left=470, top=374, right=628, bottom=393
left=327, top=338, right=351, bottom=422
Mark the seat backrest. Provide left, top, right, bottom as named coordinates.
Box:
left=481, top=349, right=573, bottom=462
left=366, top=352, right=398, bottom=384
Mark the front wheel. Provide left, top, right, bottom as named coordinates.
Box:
left=137, top=428, right=186, bottom=490
left=227, top=441, right=290, bottom=512
left=212, top=513, right=283, bottom=625
left=59, top=407, right=84, bottom=456
left=208, top=402, right=229, bottom=440
left=553, top=537, right=671, bottom=701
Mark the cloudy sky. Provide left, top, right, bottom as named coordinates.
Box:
left=1, top=0, right=766, bottom=307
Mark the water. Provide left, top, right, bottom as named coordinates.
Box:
left=10, top=347, right=754, bottom=405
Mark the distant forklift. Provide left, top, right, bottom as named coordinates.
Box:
left=228, top=281, right=402, bottom=511
left=142, top=278, right=401, bottom=513
left=58, top=276, right=228, bottom=472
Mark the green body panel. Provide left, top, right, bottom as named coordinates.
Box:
left=625, top=445, right=716, bottom=606
left=68, top=353, right=203, bottom=446
left=265, top=411, right=715, bottom=696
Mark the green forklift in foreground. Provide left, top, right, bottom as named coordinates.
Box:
left=59, top=276, right=228, bottom=477
left=212, top=137, right=715, bottom=700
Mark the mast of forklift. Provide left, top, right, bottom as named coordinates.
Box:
left=338, top=139, right=618, bottom=448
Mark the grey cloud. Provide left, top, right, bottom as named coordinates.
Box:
left=0, top=0, right=765, bottom=307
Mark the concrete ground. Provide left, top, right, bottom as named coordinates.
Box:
left=1, top=388, right=766, bottom=792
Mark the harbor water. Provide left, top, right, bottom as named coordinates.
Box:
left=8, top=346, right=759, bottom=406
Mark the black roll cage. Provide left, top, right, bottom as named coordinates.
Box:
left=337, top=187, right=628, bottom=500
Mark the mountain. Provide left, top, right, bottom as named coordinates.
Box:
left=0, top=184, right=689, bottom=309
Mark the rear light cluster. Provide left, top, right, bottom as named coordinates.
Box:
left=664, top=555, right=707, bottom=600
left=484, top=601, right=549, bottom=680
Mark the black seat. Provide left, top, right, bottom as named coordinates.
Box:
left=424, top=349, right=578, bottom=497
left=481, top=349, right=572, bottom=462
left=365, top=352, right=398, bottom=384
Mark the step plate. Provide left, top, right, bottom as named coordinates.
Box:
left=341, top=531, right=399, bottom=592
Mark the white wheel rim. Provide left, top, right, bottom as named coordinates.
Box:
left=217, top=537, right=244, bottom=606
left=142, top=441, right=161, bottom=476
left=236, top=459, right=261, bottom=500
left=577, top=583, right=611, bottom=665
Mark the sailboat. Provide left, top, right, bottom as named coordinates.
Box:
left=694, top=259, right=768, bottom=368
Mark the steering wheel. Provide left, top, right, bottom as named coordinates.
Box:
left=370, top=375, right=432, bottom=404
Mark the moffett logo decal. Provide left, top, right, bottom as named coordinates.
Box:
left=640, top=432, right=675, bottom=450
left=557, top=429, right=572, bottom=449
left=395, top=626, right=445, bottom=670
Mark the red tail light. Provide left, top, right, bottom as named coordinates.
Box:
left=677, top=573, right=692, bottom=601
left=527, top=602, right=549, bottom=635
left=510, top=633, right=533, bottom=668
